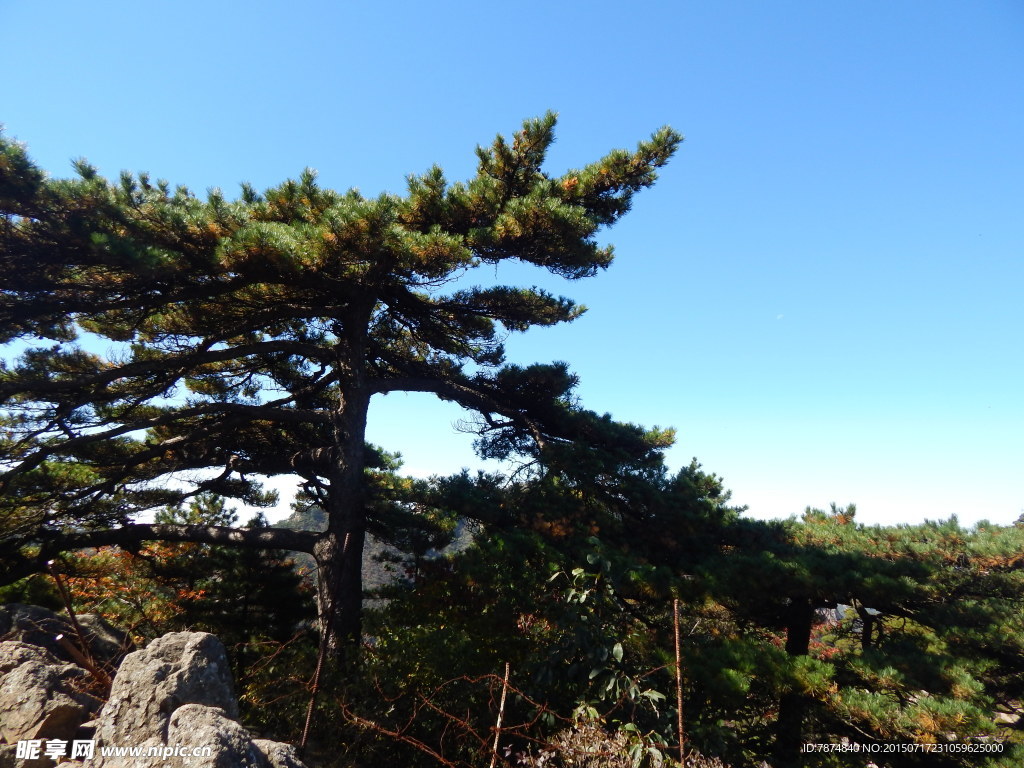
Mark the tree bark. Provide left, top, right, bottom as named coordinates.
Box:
left=312, top=526, right=365, bottom=656
left=775, top=597, right=814, bottom=768
left=858, top=606, right=875, bottom=650
left=315, top=324, right=372, bottom=654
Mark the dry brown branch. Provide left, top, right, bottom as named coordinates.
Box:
left=675, top=598, right=686, bottom=765
left=490, top=662, right=511, bottom=768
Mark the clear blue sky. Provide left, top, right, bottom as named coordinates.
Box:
left=2, top=0, right=1021, bottom=526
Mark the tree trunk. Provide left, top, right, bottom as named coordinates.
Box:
left=313, top=527, right=364, bottom=655
left=858, top=605, right=875, bottom=650
left=774, top=597, right=814, bottom=768
left=316, top=330, right=372, bottom=656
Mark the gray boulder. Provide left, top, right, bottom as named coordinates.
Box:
left=167, top=705, right=268, bottom=767
left=0, top=604, right=131, bottom=668
left=90, top=631, right=307, bottom=768
left=0, top=641, right=101, bottom=745
left=252, top=740, right=308, bottom=768
left=0, top=611, right=306, bottom=768
left=75, top=614, right=134, bottom=666
left=94, top=632, right=237, bottom=749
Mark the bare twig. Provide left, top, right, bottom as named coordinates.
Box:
left=674, top=598, right=686, bottom=766
left=338, top=705, right=459, bottom=768
left=47, top=561, right=112, bottom=687
left=490, top=662, right=511, bottom=768
left=300, top=531, right=350, bottom=756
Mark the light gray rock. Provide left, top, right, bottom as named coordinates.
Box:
left=166, top=704, right=268, bottom=767
left=0, top=604, right=70, bottom=658
left=74, top=613, right=134, bottom=665
left=0, top=619, right=307, bottom=768
left=94, top=632, right=237, bottom=748
left=0, top=641, right=99, bottom=744
left=253, top=739, right=308, bottom=768
left=0, top=639, right=65, bottom=674
left=0, top=603, right=131, bottom=668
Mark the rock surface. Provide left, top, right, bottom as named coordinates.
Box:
left=251, top=739, right=308, bottom=768
left=94, top=631, right=238, bottom=749
left=0, top=606, right=307, bottom=768
left=168, top=705, right=269, bottom=767
left=0, top=641, right=100, bottom=745
left=0, top=604, right=132, bottom=668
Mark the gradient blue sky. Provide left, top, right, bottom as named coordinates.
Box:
left=2, top=0, right=1021, bottom=526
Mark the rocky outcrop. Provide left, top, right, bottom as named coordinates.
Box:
left=166, top=706, right=307, bottom=768
left=0, top=606, right=307, bottom=768
left=250, top=739, right=308, bottom=768
left=94, top=631, right=238, bottom=751
left=0, top=642, right=101, bottom=758
left=0, top=604, right=132, bottom=669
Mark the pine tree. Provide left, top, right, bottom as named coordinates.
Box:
left=0, top=115, right=682, bottom=651
left=700, top=507, right=1024, bottom=767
